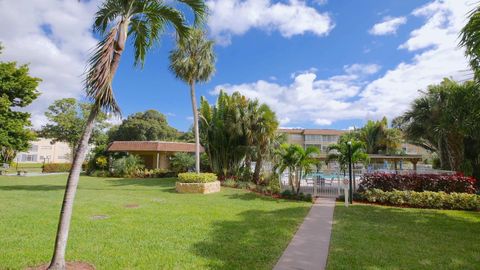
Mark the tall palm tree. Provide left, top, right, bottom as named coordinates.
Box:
left=169, top=29, right=215, bottom=173
left=47, top=1, right=205, bottom=269
left=327, top=140, right=368, bottom=176
left=459, top=5, right=480, bottom=80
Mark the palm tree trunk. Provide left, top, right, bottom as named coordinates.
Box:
left=48, top=18, right=128, bottom=270
left=47, top=108, right=97, bottom=270
left=190, top=81, right=200, bottom=173
left=253, top=151, right=262, bottom=184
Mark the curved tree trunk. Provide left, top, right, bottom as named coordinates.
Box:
left=190, top=81, right=200, bottom=173
left=47, top=108, right=97, bottom=270
left=48, top=18, right=128, bottom=270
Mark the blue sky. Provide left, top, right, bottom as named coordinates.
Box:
left=0, top=0, right=472, bottom=131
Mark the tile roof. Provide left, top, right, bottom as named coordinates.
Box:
left=107, top=141, right=204, bottom=153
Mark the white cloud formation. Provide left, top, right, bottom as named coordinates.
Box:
left=369, top=16, right=407, bottom=35
left=211, top=0, right=471, bottom=127
left=207, top=0, right=334, bottom=45
left=0, top=0, right=100, bottom=128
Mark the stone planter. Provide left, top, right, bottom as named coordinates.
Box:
left=176, top=181, right=221, bottom=194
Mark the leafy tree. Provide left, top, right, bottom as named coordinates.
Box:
left=40, top=98, right=109, bottom=159
left=47, top=0, right=206, bottom=269
left=394, top=78, right=480, bottom=178
left=356, top=117, right=402, bottom=154
left=170, top=152, right=195, bottom=173
left=169, top=29, right=216, bottom=173
left=177, top=127, right=195, bottom=142
left=276, top=144, right=319, bottom=194
left=0, top=46, right=41, bottom=163
left=108, top=110, right=178, bottom=142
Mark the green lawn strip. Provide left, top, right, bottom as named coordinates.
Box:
left=0, top=175, right=310, bottom=269
left=327, top=202, right=480, bottom=270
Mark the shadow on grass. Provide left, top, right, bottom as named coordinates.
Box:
left=224, top=191, right=281, bottom=202
left=327, top=204, right=480, bottom=270
left=193, top=206, right=310, bottom=270
left=0, top=185, right=65, bottom=191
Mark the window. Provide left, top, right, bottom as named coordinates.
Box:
left=305, top=135, right=322, bottom=142
left=289, top=134, right=303, bottom=140
left=40, top=145, right=52, bottom=150
left=20, top=154, right=37, bottom=162
left=30, top=145, right=39, bottom=152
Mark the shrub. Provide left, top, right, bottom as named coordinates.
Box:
left=268, top=173, right=281, bottom=194
left=43, top=163, right=72, bottom=173
left=248, top=182, right=257, bottom=190
left=112, top=155, right=144, bottom=177
left=236, top=181, right=249, bottom=189
left=363, top=189, right=480, bottom=210
left=280, top=190, right=312, bottom=202
left=170, top=152, right=195, bottom=173
left=359, top=172, right=477, bottom=194
left=89, top=170, right=109, bottom=177
left=177, top=172, right=217, bottom=183
left=223, top=178, right=237, bottom=188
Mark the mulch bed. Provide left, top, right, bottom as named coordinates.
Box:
left=27, top=262, right=95, bottom=270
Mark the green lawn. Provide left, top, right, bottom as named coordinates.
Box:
left=327, top=202, right=480, bottom=270
left=0, top=175, right=310, bottom=269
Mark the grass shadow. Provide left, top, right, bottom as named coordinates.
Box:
left=0, top=185, right=65, bottom=191
left=192, top=206, right=309, bottom=269
left=224, top=191, right=282, bottom=202
left=105, top=177, right=177, bottom=193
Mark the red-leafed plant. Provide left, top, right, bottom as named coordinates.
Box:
left=358, top=172, right=477, bottom=194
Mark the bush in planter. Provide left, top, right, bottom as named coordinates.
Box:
left=177, top=172, right=217, bottom=183
left=363, top=188, right=480, bottom=210
left=359, top=172, right=476, bottom=194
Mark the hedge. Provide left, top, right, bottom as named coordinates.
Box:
left=42, top=163, right=88, bottom=173
left=177, top=172, right=218, bottom=183
left=363, top=189, right=480, bottom=210
left=359, top=172, right=477, bottom=194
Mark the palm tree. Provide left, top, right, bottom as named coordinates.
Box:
left=277, top=144, right=318, bottom=194
left=47, top=1, right=205, bottom=269
left=459, top=5, right=480, bottom=80
left=169, top=29, right=215, bottom=173
left=327, top=140, right=368, bottom=176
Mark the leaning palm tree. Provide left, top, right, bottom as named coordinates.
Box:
left=459, top=4, right=480, bottom=80
left=169, top=29, right=215, bottom=173
left=47, top=1, right=205, bottom=269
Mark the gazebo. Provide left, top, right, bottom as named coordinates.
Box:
left=368, top=154, right=423, bottom=171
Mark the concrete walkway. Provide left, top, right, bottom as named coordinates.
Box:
left=274, top=197, right=336, bottom=270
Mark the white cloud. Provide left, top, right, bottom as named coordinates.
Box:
left=207, top=0, right=334, bottom=45
left=0, top=0, right=100, bottom=128
left=369, top=16, right=407, bottom=35
left=210, top=0, right=472, bottom=127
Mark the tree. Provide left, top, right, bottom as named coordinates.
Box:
left=40, top=98, right=109, bottom=159
left=0, top=45, right=41, bottom=163
left=276, top=144, right=319, bottom=194
left=327, top=139, right=368, bottom=176
left=108, top=110, right=178, bottom=142
left=357, top=117, right=401, bottom=155
left=170, top=152, right=195, bottom=173
left=169, top=29, right=216, bottom=173
left=394, top=78, right=480, bottom=178
left=459, top=5, right=480, bottom=80
left=47, top=0, right=206, bottom=269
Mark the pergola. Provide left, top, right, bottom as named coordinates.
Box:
left=368, top=154, right=423, bottom=171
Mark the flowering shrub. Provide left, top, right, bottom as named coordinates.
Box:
left=363, top=189, right=480, bottom=210
left=359, top=172, right=477, bottom=194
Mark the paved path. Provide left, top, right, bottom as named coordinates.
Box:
left=274, top=197, right=336, bottom=270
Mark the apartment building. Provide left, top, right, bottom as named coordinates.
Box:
left=278, top=128, right=346, bottom=158
left=15, top=138, right=71, bottom=163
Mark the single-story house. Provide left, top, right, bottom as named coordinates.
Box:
left=106, top=141, right=204, bottom=170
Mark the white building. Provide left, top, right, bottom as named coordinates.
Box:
left=15, top=138, right=71, bottom=163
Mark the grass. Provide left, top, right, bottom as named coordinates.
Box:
left=327, top=202, right=480, bottom=270
left=0, top=175, right=310, bottom=269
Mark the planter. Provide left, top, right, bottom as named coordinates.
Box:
left=176, top=181, right=221, bottom=194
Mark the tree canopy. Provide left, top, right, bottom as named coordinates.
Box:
left=39, top=98, right=109, bottom=153
left=108, top=109, right=178, bottom=142
left=0, top=47, right=41, bottom=162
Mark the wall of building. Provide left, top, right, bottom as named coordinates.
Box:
left=15, top=138, right=71, bottom=163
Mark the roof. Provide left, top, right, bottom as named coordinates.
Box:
left=107, top=141, right=204, bottom=153
left=278, top=128, right=346, bottom=136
